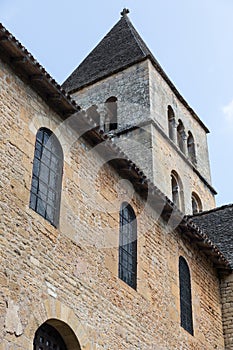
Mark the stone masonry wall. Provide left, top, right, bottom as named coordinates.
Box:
left=0, top=59, right=225, bottom=349
left=151, top=125, right=216, bottom=213
left=220, top=274, right=233, bottom=349
left=72, top=60, right=215, bottom=214
left=148, top=61, right=212, bottom=185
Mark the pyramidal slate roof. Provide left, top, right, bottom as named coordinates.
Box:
left=62, top=11, right=159, bottom=93
left=192, top=204, right=233, bottom=268
left=62, top=9, right=209, bottom=132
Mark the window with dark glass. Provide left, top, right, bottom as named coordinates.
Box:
left=29, top=128, right=63, bottom=227
left=33, top=322, right=67, bottom=350
left=179, top=256, right=194, bottom=335
left=119, top=202, right=137, bottom=289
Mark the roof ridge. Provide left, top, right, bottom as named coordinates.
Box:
left=191, top=203, right=233, bottom=217
left=124, top=16, right=148, bottom=57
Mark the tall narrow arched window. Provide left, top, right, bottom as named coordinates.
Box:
left=177, top=120, right=185, bottom=153
left=179, top=256, right=194, bottom=335
left=86, top=105, right=100, bottom=127
left=187, top=131, right=197, bottom=164
left=105, top=96, right=118, bottom=132
left=119, top=202, right=137, bottom=289
left=29, top=128, right=63, bottom=227
left=171, top=170, right=184, bottom=211
left=168, top=105, right=175, bottom=141
left=191, top=192, right=202, bottom=214
left=171, top=172, right=179, bottom=208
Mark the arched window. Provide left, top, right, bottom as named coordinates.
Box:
left=191, top=192, right=202, bottom=214
left=177, top=120, right=185, bottom=153
left=119, top=202, right=137, bottom=289
left=105, top=96, right=118, bottom=132
left=86, top=105, right=100, bottom=127
left=33, top=322, right=67, bottom=350
left=179, top=257, right=193, bottom=335
left=29, top=128, right=63, bottom=227
left=171, top=171, right=184, bottom=211
left=168, top=105, right=175, bottom=140
left=187, top=131, right=197, bottom=164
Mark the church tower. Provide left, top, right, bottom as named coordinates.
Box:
left=62, top=9, right=216, bottom=215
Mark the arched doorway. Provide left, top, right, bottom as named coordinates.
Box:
left=33, top=319, right=81, bottom=350
left=34, top=322, right=67, bottom=350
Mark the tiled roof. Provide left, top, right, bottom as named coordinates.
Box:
left=62, top=11, right=209, bottom=133
left=62, top=13, right=155, bottom=93
left=192, top=204, right=233, bottom=268
left=1, top=20, right=231, bottom=272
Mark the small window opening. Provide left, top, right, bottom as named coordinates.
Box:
left=177, top=120, right=185, bottom=153
left=171, top=170, right=184, bottom=211
left=105, top=96, right=117, bottom=132
left=86, top=105, right=100, bottom=127
left=191, top=192, right=202, bottom=214
left=168, top=105, right=175, bottom=140
left=187, top=131, right=197, bottom=164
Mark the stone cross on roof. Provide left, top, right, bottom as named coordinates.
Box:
left=121, top=8, right=130, bottom=17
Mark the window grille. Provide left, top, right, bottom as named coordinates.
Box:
left=30, top=128, right=63, bottom=227
left=179, top=256, right=194, bottom=335
left=119, top=203, right=137, bottom=289
left=33, top=323, right=67, bottom=350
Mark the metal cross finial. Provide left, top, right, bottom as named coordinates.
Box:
left=121, top=8, right=130, bottom=17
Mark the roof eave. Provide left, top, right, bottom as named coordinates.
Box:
left=0, top=23, right=80, bottom=118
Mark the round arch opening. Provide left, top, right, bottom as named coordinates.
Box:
left=33, top=319, right=81, bottom=350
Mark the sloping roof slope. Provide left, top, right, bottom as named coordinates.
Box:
left=192, top=204, right=233, bottom=268
left=62, top=13, right=155, bottom=93
left=1, top=21, right=230, bottom=272
left=62, top=11, right=209, bottom=133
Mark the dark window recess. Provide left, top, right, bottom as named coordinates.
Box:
left=30, top=128, right=63, bottom=227
left=119, top=203, right=137, bottom=289
left=105, top=96, right=118, bottom=131
left=33, top=323, right=67, bottom=350
left=179, top=256, right=194, bottom=335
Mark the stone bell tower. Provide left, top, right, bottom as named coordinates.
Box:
left=62, top=9, right=216, bottom=215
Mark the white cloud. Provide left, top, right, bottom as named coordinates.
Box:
left=223, top=99, right=233, bottom=127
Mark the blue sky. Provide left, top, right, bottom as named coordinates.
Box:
left=1, top=0, right=233, bottom=206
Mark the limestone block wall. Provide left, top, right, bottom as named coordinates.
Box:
left=0, top=59, right=225, bottom=350
left=148, top=60, right=212, bottom=185
left=220, top=274, right=233, bottom=349
left=72, top=61, right=151, bottom=131
left=151, top=125, right=216, bottom=214
left=71, top=60, right=215, bottom=213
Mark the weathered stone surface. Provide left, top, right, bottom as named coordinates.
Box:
left=0, top=57, right=227, bottom=349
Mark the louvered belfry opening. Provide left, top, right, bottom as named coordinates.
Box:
left=33, top=323, right=67, bottom=350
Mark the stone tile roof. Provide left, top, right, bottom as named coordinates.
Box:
left=62, top=14, right=155, bottom=93
left=192, top=204, right=233, bottom=268
left=62, top=11, right=209, bottom=133
left=1, top=20, right=231, bottom=272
